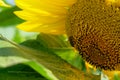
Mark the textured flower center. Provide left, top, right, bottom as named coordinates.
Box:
left=66, top=0, right=120, bottom=70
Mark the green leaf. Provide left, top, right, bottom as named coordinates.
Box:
left=0, top=6, right=24, bottom=27
left=25, top=61, right=59, bottom=80
left=31, top=33, right=86, bottom=70
left=0, top=40, right=59, bottom=80
left=0, top=64, right=47, bottom=80
left=114, top=74, right=120, bottom=80
left=36, top=33, right=71, bottom=48
left=12, top=29, right=24, bottom=43
left=0, top=34, right=101, bottom=80
left=21, top=34, right=85, bottom=70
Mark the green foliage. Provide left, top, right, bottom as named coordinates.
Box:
left=114, top=74, right=120, bottom=80
left=0, top=64, right=47, bottom=80
left=0, top=34, right=100, bottom=80
left=0, top=6, right=24, bottom=27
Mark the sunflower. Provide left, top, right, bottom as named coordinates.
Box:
left=15, top=0, right=120, bottom=71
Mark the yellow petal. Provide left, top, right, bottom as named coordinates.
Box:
left=14, top=0, right=77, bottom=34
left=0, top=0, right=11, bottom=7
left=15, top=0, right=77, bottom=15
left=14, top=10, right=65, bottom=23
left=17, top=20, right=65, bottom=34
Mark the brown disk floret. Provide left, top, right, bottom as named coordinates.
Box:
left=66, top=0, right=120, bottom=70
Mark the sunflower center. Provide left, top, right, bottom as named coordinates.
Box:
left=66, top=0, right=120, bottom=70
